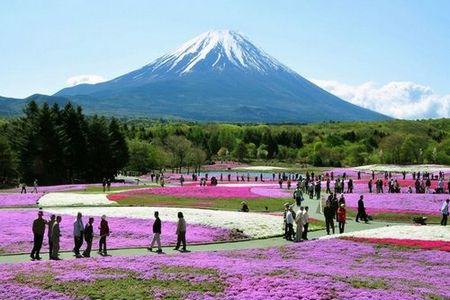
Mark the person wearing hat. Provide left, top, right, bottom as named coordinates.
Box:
left=337, top=204, right=347, bottom=234
left=98, top=215, right=110, bottom=256
left=30, top=210, right=47, bottom=260
left=240, top=201, right=249, bottom=212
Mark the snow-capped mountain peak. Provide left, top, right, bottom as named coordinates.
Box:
left=147, top=29, right=288, bottom=75
left=54, top=29, right=389, bottom=123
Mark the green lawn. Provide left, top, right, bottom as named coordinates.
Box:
left=116, top=194, right=292, bottom=212
left=71, top=185, right=153, bottom=194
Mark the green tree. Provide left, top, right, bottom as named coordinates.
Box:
left=109, top=118, right=129, bottom=176
left=0, top=135, right=17, bottom=186
left=233, top=141, right=247, bottom=162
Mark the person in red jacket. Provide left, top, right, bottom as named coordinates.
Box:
left=337, top=204, right=346, bottom=234
left=98, top=215, right=110, bottom=256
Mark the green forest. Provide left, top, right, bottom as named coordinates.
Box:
left=1, top=101, right=449, bottom=187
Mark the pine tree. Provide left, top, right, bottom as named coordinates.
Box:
left=108, top=118, right=129, bottom=177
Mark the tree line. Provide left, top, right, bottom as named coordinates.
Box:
left=0, top=101, right=128, bottom=186
left=1, top=101, right=449, bottom=187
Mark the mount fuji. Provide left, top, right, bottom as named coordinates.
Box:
left=3, top=30, right=390, bottom=122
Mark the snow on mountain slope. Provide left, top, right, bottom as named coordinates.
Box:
left=109, top=29, right=294, bottom=84
left=151, top=30, right=289, bottom=74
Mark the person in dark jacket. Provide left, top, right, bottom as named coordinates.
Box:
left=82, top=217, right=94, bottom=257
left=98, top=215, right=110, bottom=256
left=323, top=201, right=335, bottom=235
left=148, top=211, right=163, bottom=253
left=47, top=214, right=56, bottom=259
left=174, top=212, right=187, bottom=252
left=30, top=211, right=47, bottom=260
left=355, top=195, right=369, bottom=223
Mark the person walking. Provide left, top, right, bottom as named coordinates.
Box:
left=47, top=214, right=56, bottom=259
left=20, top=182, right=27, bottom=194
left=102, top=178, right=107, bottom=192
left=98, top=215, right=110, bottom=256
left=441, top=199, right=449, bottom=226
left=73, top=212, right=84, bottom=258
left=286, top=206, right=295, bottom=241
left=356, top=195, right=369, bottom=223
left=30, top=211, right=46, bottom=260
left=326, top=178, right=331, bottom=194
left=82, top=217, right=94, bottom=257
left=293, top=187, right=303, bottom=207
left=32, top=179, right=38, bottom=193
left=323, top=201, right=335, bottom=235
left=337, top=204, right=346, bottom=234
left=51, top=216, right=62, bottom=260
left=174, top=212, right=187, bottom=252
left=368, top=179, right=373, bottom=193
left=148, top=211, right=163, bottom=253
left=315, top=181, right=321, bottom=200
left=302, top=206, right=309, bottom=240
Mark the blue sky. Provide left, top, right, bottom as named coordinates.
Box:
left=1, top=0, right=449, bottom=118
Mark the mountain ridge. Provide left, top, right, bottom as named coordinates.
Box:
left=2, top=30, right=391, bottom=122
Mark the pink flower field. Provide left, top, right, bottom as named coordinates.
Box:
left=0, top=238, right=448, bottom=299
left=0, top=193, right=42, bottom=207
left=344, top=193, right=448, bottom=215
left=0, top=209, right=244, bottom=254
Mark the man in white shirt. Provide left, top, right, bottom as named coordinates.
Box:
left=285, top=207, right=295, bottom=241
left=295, top=207, right=304, bottom=242
left=73, top=212, right=84, bottom=258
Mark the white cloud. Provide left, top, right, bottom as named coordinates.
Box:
left=66, top=74, right=106, bottom=86
left=311, top=79, right=450, bottom=119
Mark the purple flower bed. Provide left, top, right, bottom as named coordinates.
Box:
left=0, top=193, right=42, bottom=207
left=344, top=193, right=448, bottom=215
left=0, top=239, right=448, bottom=299
left=0, top=209, right=241, bottom=254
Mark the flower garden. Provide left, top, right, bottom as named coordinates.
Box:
left=0, top=164, right=449, bottom=299
left=1, top=238, right=449, bottom=299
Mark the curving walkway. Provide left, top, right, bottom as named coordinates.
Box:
left=0, top=195, right=396, bottom=264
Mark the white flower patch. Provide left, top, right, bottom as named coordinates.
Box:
left=45, top=206, right=283, bottom=238
left=38, top=193, right=117, bottom=207
left=234, top=166, right=288, bottom=171
left=338, top=225, right=450, bottom=241
left=354, top=164, right=450, bottom=174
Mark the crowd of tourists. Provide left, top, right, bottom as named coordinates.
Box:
left=30, top=210, right=189, bottom=261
